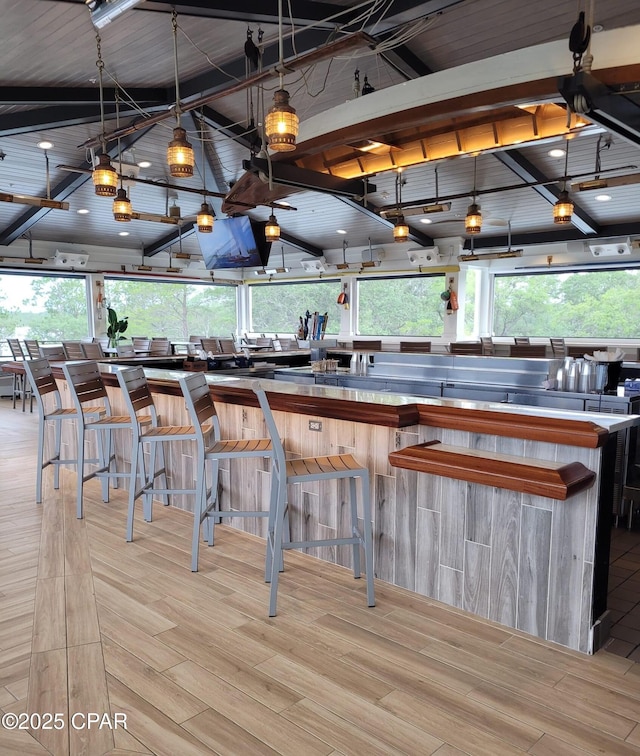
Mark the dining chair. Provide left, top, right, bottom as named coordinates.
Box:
left=201, top=337, right=221, bottom=354
left=132, top=337, right=151, bottom=355
left=82, top=341, right=106, bottom=359
left=39, top=345, right=68, bottom=360
left=24, top=358, right=105, bottom=504
left=178, top=372, right=275, bottom=572
left=62, top=341, right=86, bottom=360
left=514, top=337, right=530, bottom=345
left=116, top=344, right=136, bottom=356
left=24, top=339, right=41, bottom=359
left=148, top=338, right=172, bottom=356
left=399, top=341, right=431, bottom=353
left=480, top=337, right=494, bottom=355
left=353, top=339, right=381, bottom=351
left=253, top=385, right=375, bottom=617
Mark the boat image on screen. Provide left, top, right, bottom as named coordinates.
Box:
left=198, top=216, right=271, bottom=269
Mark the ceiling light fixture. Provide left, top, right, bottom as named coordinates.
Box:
left=595, top=193, right=611, bottom=201
left=465, top=156, right=482, bottom=234
left=195, top=113, right=215, bottom=233
left=77, top=208, right=90, bottom=214
left=167, top=11, right=194, bottom=177
left=548, top=148, right=566, bottom=158
left=112, top=91, right=132, bottom=221
left=458, top=220, right=523, bottom=261
left=336, top=239, right=350, bottom=269
left=264, top=0, right=299, bottom=152
left=553, top=139, right=574, bottom=224
left=336, top=229, right=347, bottom=234
left=137, top=160, right=151, bottom=168
left=37, top=140, right=53, bottom=150
left=92, top=33, right=117, bottom=197
left=393, top=169, right=409, bottom=243
left=265, top=210, right=281, bottom=242
left=275, top=245, right=289, bottom=273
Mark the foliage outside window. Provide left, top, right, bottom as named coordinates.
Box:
left=462, top=268, right=478, bottom=339
left=250, top=280, right=339, bottom=335
left=104, top=278, right=237, bottom=339
left=357, top=274, right=445, bottom=336
left=0, top=273, right=88, bottom=351
left=493, top=269, right=640, bottom=338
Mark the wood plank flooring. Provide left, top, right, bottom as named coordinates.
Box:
left=0, top=398, right=639, bottom=756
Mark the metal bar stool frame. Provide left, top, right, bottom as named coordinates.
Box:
left=178, top=372, right=276, bottom=572
left=7, top=338, right=32, bottom=412
left=62, top=360, right=151, bottom=519
left=23, top=358, right=105, bottom=504
left=253, top=385, right=375, bottom=617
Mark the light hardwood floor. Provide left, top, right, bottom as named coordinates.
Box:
left=0, top=398, right=639, bottom=756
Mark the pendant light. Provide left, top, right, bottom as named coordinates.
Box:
left=264, top=0, right=299, bottom=152
left=553, top=139, right=574, bottom=225
left=167, top=11, right=194, bottom=177
left=265, top=207, right=281, bottom=242
left=393, top=169, right=409, bottom=242
left=92, top=32, right=118, bottom=197
left=195, top=114, right=215, bottom=232
left=465, top=157, right=482, bottom=234
left=112, top=91, right=132, bottom=222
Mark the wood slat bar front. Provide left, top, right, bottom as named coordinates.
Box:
left=389, top=440, right=596, bottom=500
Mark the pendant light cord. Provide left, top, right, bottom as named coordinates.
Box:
left=95, top=31, right=106, bottom=153
left=277, top=0, right=284, bottom=90
left=172, top=11, right=182, bottom=127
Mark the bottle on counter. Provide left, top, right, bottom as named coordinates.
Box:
left=566, top=359, right=579, bottom=392
left=350, top=353, right=358, bottom=374
left=359, top=352, right=368, bottom=376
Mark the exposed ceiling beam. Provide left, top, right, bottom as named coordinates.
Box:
left=338, top=196, right=434, bottom=248
left=0, top=86, right=166, bottom=106
left=0, top=102, right=165, bottom=137
left=464, top=222, right=640, bottom=250
left=0, top=127, right=153, bottom=246
left=279, top=232, right=323, bottom=258
left=144, top=222, right=196, bottom=257
left=493, top=149, right=601, bottom=236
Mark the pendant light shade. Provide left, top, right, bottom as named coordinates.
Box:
left=393, top=216, right=409, bottom=242
left=167, top=126, right=194, bottom=178
left=113, top=187, right=132, bottom=221
left=265, top=212, right=281, bottom=242
left=93, top=153, right=118, bottom=197
left=196, top=201, right=214, bottom=233
left=265, top=89, right=299, bottom=152
left=465, top=202, right=482, bottom=234
left=553, top=190, right=574, bottom=224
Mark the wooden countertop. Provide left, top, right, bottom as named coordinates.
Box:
left=4, top=361, right=632, bottom=447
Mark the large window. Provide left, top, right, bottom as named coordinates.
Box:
left=250, top=280, right=339, bottom=335
left=104, top=278, right=237, bottom=339
left=0, top=272, right=88, bottom=348
left=493, top=268, right=640, bottom=338
left=357, top=274, right=446, bottom=336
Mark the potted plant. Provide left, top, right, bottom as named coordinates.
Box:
left=106, top=307, right=128, bottom=348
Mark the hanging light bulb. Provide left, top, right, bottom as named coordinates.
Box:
left=92, top=32, right=117, bottom=197
left=167, top=127, right=194, bottom=178
left=265, top=212, right=281, bottom=242
left=553, top=190, right=574, bottom=224
left=167, top=12, right=194, bottom=177
left=465, top=202, right=482, bottom=234
left=392, top=168, right=409, bottom=242
left=196, top=201, right=214, bottom=233
left=93, top=153, right=118, bottom=197
left=265, top=0, right=299, bottom=152
left=393, top=215, right=409, bottom=242
left=113, top=187, right=132, bottom=221
left=465, top=156, right=482, bottom=234
left=553, top=139, right=573, bottom=225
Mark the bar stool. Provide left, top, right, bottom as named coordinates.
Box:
left=7, top=338, right=32, bottom=412
left=62, top=360, right=148, bottom=519
left=178, top=372, right=275, bottom=572
left=253, top=385, right=375, bottom=617
left=23, top=358, right=105, bottom=504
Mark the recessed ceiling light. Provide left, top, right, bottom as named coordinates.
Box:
left=595, top=194, right=612, bottom=202
left=137, top=160, right=152, bottom=168
left=593, top=23, right=604, bottom=32
left=336, top=229, right=347, bottom=234
left=76, top=208, right=90, bottom=214
left=548, top=148, right=566, bottom=158
left=37, top=140, right=53, bottom=150
left=118, top=231, right=130, bottom=236
left=420, top=218, right=433, bottom=224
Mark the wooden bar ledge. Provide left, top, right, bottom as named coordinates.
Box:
left=389, top=440, right=596, bottom=500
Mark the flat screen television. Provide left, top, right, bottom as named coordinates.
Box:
left=198, top=216, right=271, bottom=270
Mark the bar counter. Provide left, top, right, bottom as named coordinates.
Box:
left=5, top=360, right=638, bottom=653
